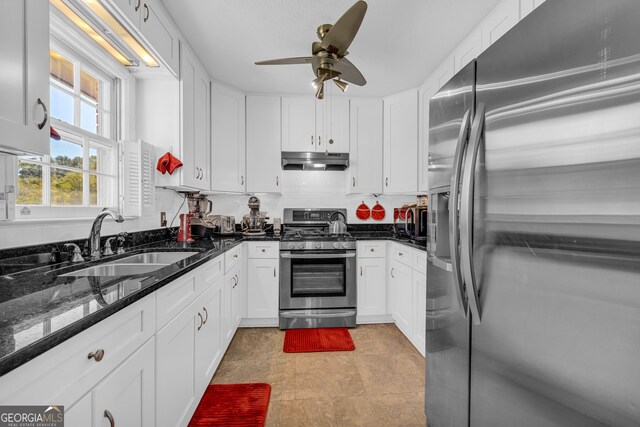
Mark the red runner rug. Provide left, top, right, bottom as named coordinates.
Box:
left=283, top=327, right=356, bottom=353
left=188, top=383, right=271, bottom=427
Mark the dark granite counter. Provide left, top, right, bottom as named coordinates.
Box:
left=0, top=227, right=424, bottom=377
left=0, top=234, right=243, bottom=377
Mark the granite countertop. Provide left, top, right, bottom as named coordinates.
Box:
left=0, top=235, right=243, bottom=377
left=0, top=230, right=424, bottom=377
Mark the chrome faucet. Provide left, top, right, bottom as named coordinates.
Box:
left=89, top=208, right=124, bottom=260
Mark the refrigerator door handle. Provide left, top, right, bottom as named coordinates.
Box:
left=449, top=109, right=471, bottom=316
left=460, top=103, right=485, bottom=325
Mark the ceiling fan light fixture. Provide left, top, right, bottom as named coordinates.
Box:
left=315, top=81, right=325, bottom=99
left=334, top=78, right=349, bottom=92
left=311, top=74, right=325, bottom=90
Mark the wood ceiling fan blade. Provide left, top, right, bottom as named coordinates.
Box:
left=255, top=57, right=314, bottom=65
left=320, top=1, right=367, bottom=56
left=333, top=57, right=366, bottom=86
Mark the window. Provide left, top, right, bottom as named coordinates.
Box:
left=16, top=47, right=119, bottom=217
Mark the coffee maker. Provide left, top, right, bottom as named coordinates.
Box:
left=241, top=196, right=268, bottom=236
left=184, top=192, right=216, bottom=237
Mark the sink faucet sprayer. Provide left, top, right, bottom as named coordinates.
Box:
left=89, top=208, right=124, bottom=260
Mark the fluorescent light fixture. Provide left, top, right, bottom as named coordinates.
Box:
left=51, top=0, right=132, bottom=66
left=79, top=0, right=159, bottom=67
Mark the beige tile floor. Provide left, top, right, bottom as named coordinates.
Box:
left=210, top=324, right=427, bottom=427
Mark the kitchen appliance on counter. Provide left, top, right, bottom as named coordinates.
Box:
left=279, top=208, right=356, bottom=329
left=208, top=215, right=236, bottom=235
left=426, top=0, right=640, bottom=425
left=393, top=204, right=428, bottom=241
left=184, top=192, right=216, bottom=237
left=242, top=196, right=269, bottom=236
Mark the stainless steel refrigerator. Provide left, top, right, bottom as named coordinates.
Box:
left=425, top=0, right=640, bottom=426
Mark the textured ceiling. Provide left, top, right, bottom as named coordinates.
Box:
left=161, top=0, right=502, bottom=97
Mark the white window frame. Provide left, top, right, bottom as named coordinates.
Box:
left=13, top=23, right=135, bottom=220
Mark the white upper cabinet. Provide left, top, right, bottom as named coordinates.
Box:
left=282, top=97, right=317, bottom=152
left=348, top=98, right=383, bottom=194
left=520, top=0, right=547, bottom=19
left=246, top=95, right=281, bottom=193
left=282, top=96, right=349, bottom=153
left=453, top=27, right=482, bottom=73
left=0, top=0, right=50, bottom=155
left=383, top=90, right=419, bottom=194
left=211, top=82, right=246, bottom=193
left=319, top=98, right=350, bottom=153
left=109, top=0, right=179, bottom=76
left=180, top=42, right=210, bottom=190
left=481, top=0, right=520, bottom=51
left=418, top=76, right=439, bottom=193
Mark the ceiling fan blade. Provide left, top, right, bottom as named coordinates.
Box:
left=255, top=57, right=314, bottom=65
left=320, top=1, right=367, bottom=56
left=333, top=57, right=366, bottom=86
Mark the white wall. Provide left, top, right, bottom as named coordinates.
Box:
left=209, top=170, right=413, bottom=225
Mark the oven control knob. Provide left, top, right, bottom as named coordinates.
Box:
left=314, top=242, right=322, bottom=249
left=333, top=242, right=340, bottom=249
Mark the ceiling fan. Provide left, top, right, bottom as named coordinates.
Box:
left=255, top=0, right=368, bottom=99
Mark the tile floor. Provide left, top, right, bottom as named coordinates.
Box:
left=210, top=324, right=427, bottom=427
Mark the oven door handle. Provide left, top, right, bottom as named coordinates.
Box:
left=280, top=310, right=357, bottom=318
left=280, top=252, right=356, bottom=259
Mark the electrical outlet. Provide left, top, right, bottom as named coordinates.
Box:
left=160, top=211, right=167, bottom=227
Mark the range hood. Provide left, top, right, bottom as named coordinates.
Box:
left=281, top=152, right=349, bottom=171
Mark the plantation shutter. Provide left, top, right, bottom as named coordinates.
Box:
left=121, top=140, right=155, bottom=217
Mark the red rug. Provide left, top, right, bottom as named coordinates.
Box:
left=188, top=383, right=271, bottom=427
left=283, top=327, right=356, bottom=353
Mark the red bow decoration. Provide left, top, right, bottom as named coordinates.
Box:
left=50, top=126, right=61, bottom=141
left=156, top=152, right=183, bottom=175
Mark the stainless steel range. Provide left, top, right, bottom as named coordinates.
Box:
left=279, top=208, right=356, bottom=329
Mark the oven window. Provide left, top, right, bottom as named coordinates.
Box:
left=291, top=257, right=346, bottom=297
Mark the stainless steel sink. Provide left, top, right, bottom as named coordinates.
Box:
left=60, top=251, right=200, bottom=277
left=109, top=252, right=199, bottom=265
left=61, top=263, right=167, bottom=277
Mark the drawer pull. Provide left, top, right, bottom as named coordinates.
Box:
left=398, top=252, right=404, bottom=256
left=202, top=307, right=208, bottom=324
left=261, top=248, right=266, bottom=253
left=370, top=248, right=374, bottom=252
left=104, top=409, right=115, bottom=427
left=234, top=254, right=239, bottom=258
left=88, top=349, right=105, bottom=362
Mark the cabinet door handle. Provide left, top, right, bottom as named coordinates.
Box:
left=311, top=135, right=314, bottom=145
left=329, top=138, right=334, bottom=145
left=135, top=0, right=141, bottom=11
left=352, top=177, right=355, bottom=187
left=197, top=312, right=203, bottom=331
left=318, top=136, right=321, bottom=145
left=385, top=177, right=389, bottom=187
left=143, top=3, right=149, bottom=22
left=88, top=349, right=105, bottom=362
left=276, top=176, right=279, bottom=186
left=202, top=307, right=208, bottom=324
left=391, top=268, right=395, bottom=278
left=36, top=98, right=48, bottom=130
left=104, top=410, right=115, bottom=427
left=399, top=252, right=404, bottom=256
left=360, top=266, right=363, bottom=276
left=241, top=175, right=244, bottom=185
left=273, top=267, right=276, bottom=277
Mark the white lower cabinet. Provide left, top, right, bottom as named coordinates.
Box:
left=195, top=278, right=224, bottom=394
left=392, top=260, right=414, bottom=337
left=93, top=338, right=155, bottom=427
left=356, top=241, right=387, bottom=317
left=156, top=270, right=225, bottom=427
left=413, top=270, right=427, bottom=354
left=156, top=298, right=199, bottom=427
left=247, top=258, right=279, bottom=319
left=223, top=262, right=242, bottom=344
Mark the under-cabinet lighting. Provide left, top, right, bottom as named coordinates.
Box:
left=80, top=0, right=159, bottom=67
left=50, top=0, right=132, bottom=66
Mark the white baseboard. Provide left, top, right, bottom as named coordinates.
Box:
left=239, top=318, right=278, bottom=327
left=356, top=314, right=394, bottom=324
